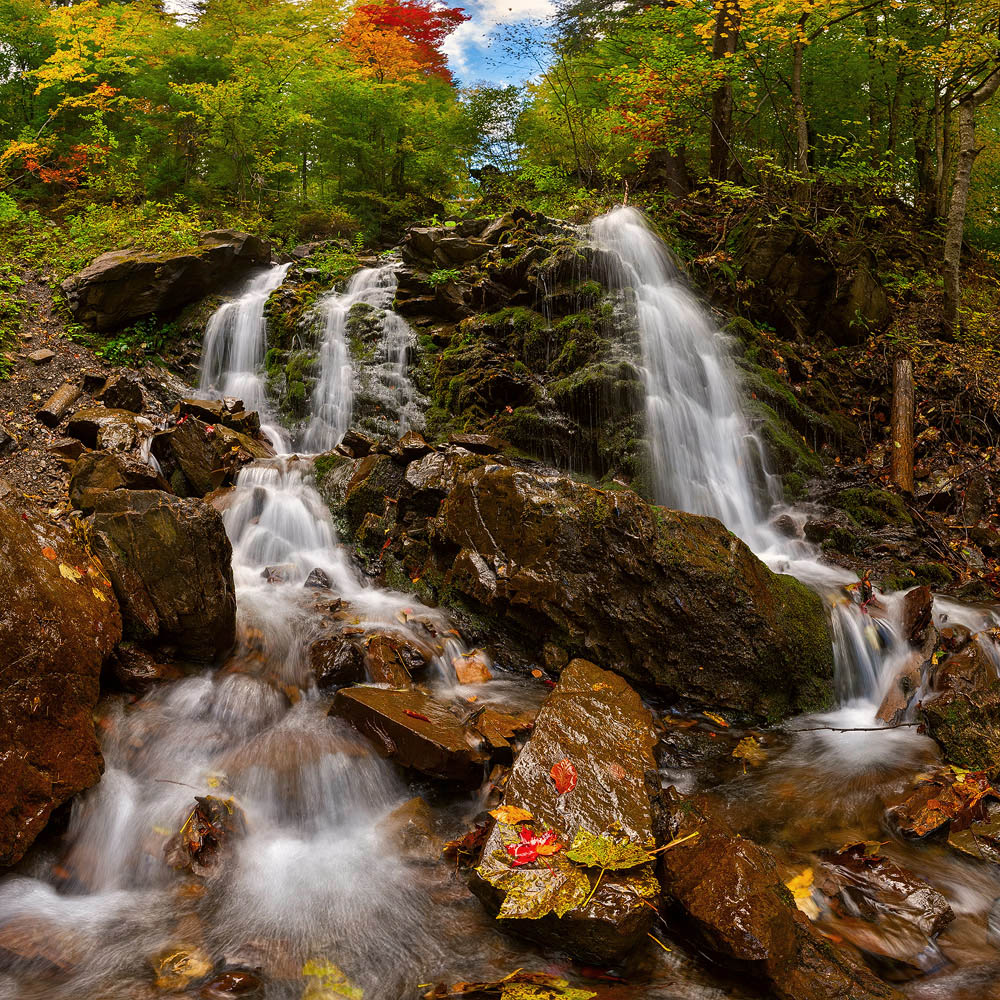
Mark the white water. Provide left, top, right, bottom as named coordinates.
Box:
left=303, top=263, right=423, bottom=452
left=199, top=263, right=291, bottom=446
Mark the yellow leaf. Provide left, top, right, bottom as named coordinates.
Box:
left=91, top=587, right=107, bottom=602
left=59, top=563, right=82, bottom=582
left=490, top=805, right=534, bottom=825
left=732, top=737, right=766, bottom=768
left=702, top=711, right=729, bottom=727
left=786, top=867, right=814, bottom=898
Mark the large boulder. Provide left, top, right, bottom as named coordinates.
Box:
left=469, top=659, right=660, bottom=964
left=91, top=490, right=236, bottom=662
left=659, top=794, right=903, bottom=1000
left=69, top=451, right=171, bottom=513
left=61, top=231, right=271, bottom=332
left=0, top=485, right=122, bottom=867
left=427, top=465, right=833, bottom=720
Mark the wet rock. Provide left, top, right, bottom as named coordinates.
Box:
left=772, top=513, right=799, bottom=537
left=919, top=641, right=1000, bottom=770
left=61, top=230, right=270, bottom=332
left=177, top=397, right=261, bottom=437
left=106, top=641, right=182, bottom=693
left=152, top=416, right=271, bottom=497
left=65, top=406, right=141, bottom=452
left=472, top=708, right=533, bottom=764
left=304, top=567, right=331, bottom=589
left=902, top=586, right=933, bottom=645
left=69, top=451, right=170, bottom=512
left=309, top=635, right=366, bottom=689
left=887, top=770, right=996, bottom=839
left=47, top=437, right=87, bottom=464
left=875, top=653, right=923, bottom=725
left=377, top=796, right=437, bottom=862
left=165, top=795, right=248, bottom=876
left=469, top=659, right=659, bottom=964
left=199, top=969, right=265, bottom=999
left=938, top=624, right=972, bottom=653
left=92, top=490, right=237, bottom=662
left=447, top=432, right=508, bottom=455
left=391, top=430, right=434, bottom=461
left=332, top=686, right=488, bottom=784
left=339, top=428, right=376, bottom=458
left=658, top=794, right=903, bottom=1000
left=364, top=633, right=414, bottom=687
left=96, top=373, right=144, bottom=413
left=432, top=465, right=834, bottom=721
left=0, top=489, right=122, bottom=867
left=320, top=453, right=404, bottom=527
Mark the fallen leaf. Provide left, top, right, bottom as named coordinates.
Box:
left=490, top=805, right=534, bottom=825
left=152, top=948, right=211, bottom=991
left=531, top=669, right=543, bottom=678
left=403, top=709, right=431, bottom=722
left=785, top=867, right=819, bottom=919
left=566, top=827, right=652, bottom=871
left=476, top=848, right=589, bottom=920
left=41, top=546, right=56, bottom=560
left=505, top=828, right=563, bottom=866
left=732, top=737, right=766, bottom=769
left=550, top=758, right=577, bottom=794
left=443, top=824, right=488, bottom=864
left=58, top=563, right=81, bottom=582
left=702, top=711, right=729, bottom=727
left=302, top=958, right=363, bottom=1000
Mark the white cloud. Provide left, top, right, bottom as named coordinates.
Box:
left=443, top=0, right=554, bottom=82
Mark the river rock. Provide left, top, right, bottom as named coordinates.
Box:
left=106, top=642, right=182, bottom=693
left=658, top=793, right=904, bottom=1000
left=364, top=633, right=414, bottom=687
left=177, top=397, right=261, bottom=437
left=432, top=465, right=834, bottom=720
left=61, top=230, right=271, bottom=332
left=919, top=640, right=1000, bottom=770
left=96, top=373, right=144, bottom=413
left=0, top=488, right=122, bottom=867
left=69, top=451, right=170, bottom=512
left=92, top=490, right=237, bottom=662
left=151, top=416, right=272, bottom=497
left=902, top=586, right=933, bottom=645
left=65, top=406, right=141, bottom=452
left=309, top=635, right=366, bottom=689
left=469, top=659, right=660, bottom=964
left=331, top=686, right=487, bottom=784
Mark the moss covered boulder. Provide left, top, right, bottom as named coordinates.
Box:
left=429, top=464, right=834, bottom=720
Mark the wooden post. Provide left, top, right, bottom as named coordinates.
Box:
left=891, top=356, right=915, bottom=494
left=36, top=382, right=81, bottom=428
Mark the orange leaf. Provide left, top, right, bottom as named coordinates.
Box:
left=490, top=805, right=533, bottom=825
left=551, top=758, right=577, bottom=794
left=41, top=546, right=57, bottom=560
left=403, top=709, right=430, bottom=722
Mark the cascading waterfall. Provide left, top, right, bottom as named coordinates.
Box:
left=303, top=263, right=422, bottom=452
left=199, top=263, right=291, bottom=436
left=590, top=206, right=902, bottom=711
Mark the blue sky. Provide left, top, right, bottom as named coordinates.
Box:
left=443, top=0, right=554, bottom=86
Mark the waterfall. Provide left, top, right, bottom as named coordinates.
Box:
left=591, top=207, right=781, bottom=546
left=303, top=263, right=421, bottom=452
left=199, top=263, right=292, bottom=426
left=591, top=206, right=904, bottom=710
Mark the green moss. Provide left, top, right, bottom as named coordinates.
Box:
left=833, top=487, right=912, bottom=528
left=312, top=451, right=349, bottom=483
left=747, top=400, right=823, bottom=476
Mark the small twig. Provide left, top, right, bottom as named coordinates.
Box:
left=154, top=778, right=202, bottom=790
left=649, top=831, right=700, bottom=854
left=647, top=932, right=672, bottom=953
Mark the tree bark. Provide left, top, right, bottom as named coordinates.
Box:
left=942, top=70, right=1000, bottom=335
left=36, top=382, right=81, bottom=429
left=890, top=355, right=914, bottom=494
left=790, top=12, right=810, bottom=202
left=709, top=2, right=739, bottom=181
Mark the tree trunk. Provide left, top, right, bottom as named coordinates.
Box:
left=791, top=13, right=810, bottom=202
left=36, top=382, right=81, bottom=428
left=936, top=88, right=953, bottom=220
left=709, top=2, right=738, bottom=181
left=943, top=70, right=1000, bottom=335
left=890, top=355, right=914, bottom=494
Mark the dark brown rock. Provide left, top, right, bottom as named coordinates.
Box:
left=92, top=490, right=236, bottom=662
left=65, top=406, right=141, bottom=452
left=902, top=586, right=933, bottom=645
left=339, top=429, right=375, bottom=458
left=177, top=397, right=260, bottom=437
left=919, top=641, right=1000, bottom=770
left=47, top=437, right=88, bottom=464
left=309, top=636, right=366, bottom=689
left=69, top=451, right=170, bottom=512
left=61, top=231, right=271, bottom=332
left=391, top=430, right=433, bottom=461
left=332, top=686, right=487, bottom=785
left=432, top=465, right=834, bottom=721
left=448, top=432, right=508, bottom=454
left=96, top=373, right=144, bottom=413
left=659, top=794, right=903, bottom=1000
left=106, top=642, right=182, bottom=693
left=152, top=416, right=271, bottom=497
left=0, top=489, right=122, bottom=867
left=303, top=567, right=331, bottom=589
left=364, top=633, right=414, bottom=687
left=469, top=659, right=659, bottom=964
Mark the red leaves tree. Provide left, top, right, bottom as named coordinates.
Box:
left=356, top=0, right=468, bottom=81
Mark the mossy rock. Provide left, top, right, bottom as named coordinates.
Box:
left=747, top=400, right=823, bottom=477
left=832, top=487, right=912, bottom=529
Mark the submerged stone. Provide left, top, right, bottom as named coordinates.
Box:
left=331, top=686, right=487, bottom=785
left=469, top=659, right=659, bottom=964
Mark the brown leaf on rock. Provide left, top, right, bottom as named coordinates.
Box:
left=550, top=758, right=577, bottom=795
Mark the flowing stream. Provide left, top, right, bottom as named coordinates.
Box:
left=3, top=224, right=1000, bottom=998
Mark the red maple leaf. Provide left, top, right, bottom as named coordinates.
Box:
left=550, top=758, right=577, bottom=794
left=505, top=827, right=562, bottom=866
